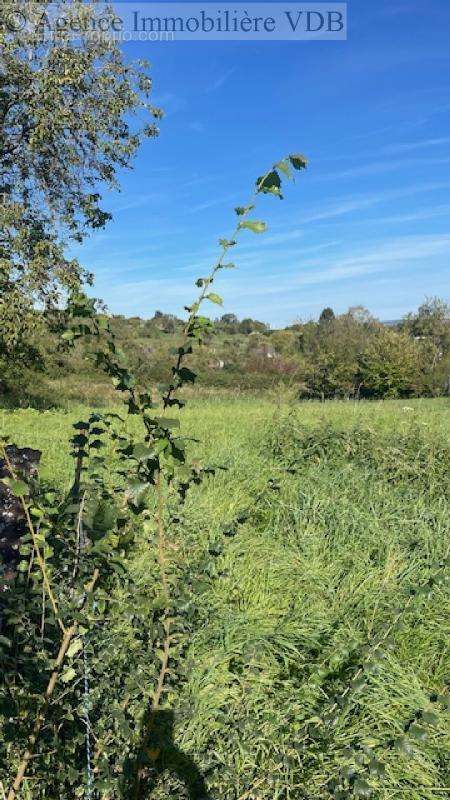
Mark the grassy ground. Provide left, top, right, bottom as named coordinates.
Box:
left=1, top=396, right=449, bottom=798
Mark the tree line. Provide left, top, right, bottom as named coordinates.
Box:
left=2, top=297, right=448, bottom=406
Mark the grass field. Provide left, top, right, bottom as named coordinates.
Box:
left=1, top=396, right=449, bottom=798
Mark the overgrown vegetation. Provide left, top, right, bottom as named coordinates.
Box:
left=1, top=398, right=449, bottom=798
left=0, top=0, right=162, bottom=386
left=1, top=8, right=449, bottom=799
left=1, top=155, right=317, bottom=799
left=3, top=297, right=449, bottom=407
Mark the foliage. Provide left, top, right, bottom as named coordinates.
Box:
left=358, top=328, right=422, bottom=398
left=319, top=306, right=335, bottom=324
left=0, top=153, right=308, bottom=798
left=2, top=298, right=449, bottom=408
left=1, top=398, right=449, bottom=799
left=0, top=0, right=162, bottom=377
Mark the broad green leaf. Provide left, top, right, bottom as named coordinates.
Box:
left=152, top=417, right=180, bottom=429
left=133, top=443, right=154, bottom=460
left=276, top=159, right=292, bottom=178
left=177, top=367, right=197, bottom=383
left=256, top=170, right=282, bottom=197
left=409, top=723, right=427, bottom=742
left=85, top=499, right=117, bottom=534
left=206, top=293, right=223, bottom=305
left=353, top=778, right=373, bottom=798
left=421, top=711, right=439, bottom=725
left=395, top=737, right=414, bottom=757
left=61, top=667, right=77, bottom=683
left=10, top=479, right=29, bottom=497
left=289, top=153, right=308, bottom=171
left=238, top=220, right=267, bottom=234
left=67, top=639, right=83, bottom=659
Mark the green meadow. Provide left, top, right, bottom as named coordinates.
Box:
left=1, top=396, right=449, bottom=798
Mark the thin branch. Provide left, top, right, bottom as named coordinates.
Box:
left=1, top=445, right=66, bottom=634
left=7, top=570, right=99, bottom=800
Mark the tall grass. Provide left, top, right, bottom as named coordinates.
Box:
left=1, top=397, right=449, bottom=798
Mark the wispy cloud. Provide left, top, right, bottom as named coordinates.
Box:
left=316, top=156, right=450, bottom=182
left=97, top=233, right=450, bottom=321
left=382, top=137, right=450, bottom=154
left=109, top=193, right=165, bottom=214
left=188, top=194, right=238, bottom=214
left=299, top=181, right=450, bottom=223
left=352, top=204, right=450, bottom=226
left=207, top=67, right=237, bottom=93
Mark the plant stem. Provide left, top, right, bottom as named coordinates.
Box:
left=7, top=570, right=99, bottom=800
left=162, top=166, right=276, bottom=411
left=1, top=445, right=66, bottom=634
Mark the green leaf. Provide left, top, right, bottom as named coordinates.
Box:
left=61, top=667, right=77, bottom=684
left=219, top=262, right=236, bottom=269
left=152, top=417, right=180, bottom=429
left=235, top=204, right=254, bottom=216
left=206, top=293, right=223, bottom=306
left=421, top=711, right=439, bottom=725
left=409, top=723, right=427, bottom=742
left=67, top=639, right=83, bottom=659
left=395, top=737, right=414, bottom=757
left=10, top=479, right=29, bottom=497
left=289, top=153, right=308, bottom=171
left=238, top=220, right=267, bottom=234
left=177, top=367, right=197, bottom=384
left=132, top=443, right=154, bottom=460
left=353, top=778, right=373, bottom=798
left=369, top=759, right=385, bottom=779
left=72, top=434, right=88, bottom=447
left=85, top=499, right=117, bottom=534
left=276, top=159, right=292, bottom=178
left=256, top=170, right=282, bottom=198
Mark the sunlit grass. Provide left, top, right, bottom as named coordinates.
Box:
left=1, top=396, right=449, bottom=798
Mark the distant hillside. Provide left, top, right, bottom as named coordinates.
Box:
left=2, top=301, right=449, bottom=408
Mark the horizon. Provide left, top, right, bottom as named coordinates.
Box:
left=103, top=301, right=427, bottom=328
left=69, top=0, right=450, bottom=327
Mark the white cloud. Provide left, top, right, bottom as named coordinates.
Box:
left=299, top=181, right=450, bottom=223
left=207, top=67, right=237, bottom=92
left=316, top=156, right=450, bottom=182
left=382, top=137, right=450, bottom=154
left=97, top=233, right=450, bottom=321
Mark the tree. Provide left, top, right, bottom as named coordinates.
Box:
left=318, top=307, right=335, bottom=324
left=239, top=318, right=268, bottom=334
left=359, top=328, right=422, bottom=398
left=346, top=305, right=378, bottom=327
left=220, top=313, right=238, bottom=325
left=402, top=297, right=450, bottom=348
left=0, top=2, right=162, bottom=378
left=215, top=313, right=239, bottom=333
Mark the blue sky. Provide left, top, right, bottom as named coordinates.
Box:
left=72, top=0, right=450, bottom=327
